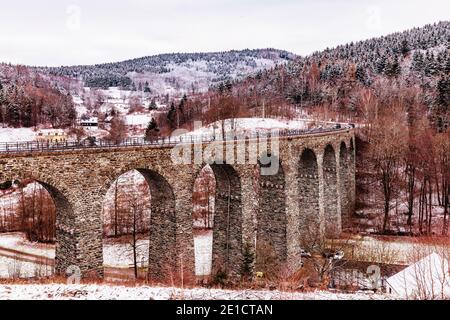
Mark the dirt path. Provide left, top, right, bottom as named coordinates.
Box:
left=0, top=245, right=54, bottom=266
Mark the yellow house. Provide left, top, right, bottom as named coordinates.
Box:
left=35, top=129, right=67, bottom=143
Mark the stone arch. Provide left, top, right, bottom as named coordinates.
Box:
left=38, top=181, right=77, bottom=275
left=209, top=163, right=243, bottom=278
left=257, top=155, right=287, bottom=272
left=298, top=148, right=320, bottom=242
left=1, top=173, right=77, bottom=276
left=140, top=169, right=177, bottom=281
left=349, top=137, right=355, bottom=161
left=323, top=144, right=340, bottom=237
left=103, top=168, right=176, bottom=281
left=348, top=137, right=356, bottom=216
left=339, top=141, right=351, bottom=226
left=191, top=164, right=216, bottom=278
left=8, top=172, right=73, bottom=204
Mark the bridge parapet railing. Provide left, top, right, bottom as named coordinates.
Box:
left=0, top=125, right=352, bottom=154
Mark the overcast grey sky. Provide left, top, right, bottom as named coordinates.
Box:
left=0, top=0, right=449, bottom=66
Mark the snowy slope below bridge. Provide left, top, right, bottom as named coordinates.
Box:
left=0, top=284, right=391, bottom=300
left=176, top=118, right=322, bottom=141
left=0, top=128, right=37, bottom=143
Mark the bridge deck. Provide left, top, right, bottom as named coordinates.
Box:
left=0, top=126, right=353, bottom=155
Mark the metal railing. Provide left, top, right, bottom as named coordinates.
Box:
left=0, top=125, right=352, bottom=154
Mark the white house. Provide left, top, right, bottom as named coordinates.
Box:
left=80, top=117, right=99, bottom=130
left=35, top=129, right=67, bottom=143
left=125, top=114, right=152, bottom=129
left=385, top=252, right=450, bottom=299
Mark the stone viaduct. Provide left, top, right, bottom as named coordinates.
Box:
left=0, top=127, right=355, bottom=281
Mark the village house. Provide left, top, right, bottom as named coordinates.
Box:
left=80, top=117, right=99, bottom=130
left=385, top=252, right=450, bottom=299
left=35, top=129, right=67, bottom=144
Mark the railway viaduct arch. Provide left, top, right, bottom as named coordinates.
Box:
left=0, top=128, right=355, bottom=280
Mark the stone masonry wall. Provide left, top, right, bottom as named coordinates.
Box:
left=0, top=129, right=355, bottom=280
left=323, top=145, right=340, bottom=237
left=257, top=160, right=287, bottom=272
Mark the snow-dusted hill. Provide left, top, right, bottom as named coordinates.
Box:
left=38, top=49, right=296, bottom=95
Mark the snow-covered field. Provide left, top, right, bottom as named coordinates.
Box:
left=185, top=118, right=310, bottom=136
left=0, top=233, right=147, bottom=269
left=125, top=113, right=154, bottom=127
left=76, top=87, right=157, bottom=116
left=0, top=234, right=396, bottom=300
left=176, top=118, right=318, bottom=142
left=0, top=233, right=54, bottom=279
left=344, top=235, right=450, bottom=265
left=0, top=233, right=146, bottom=278
left=194, top=230, right=213, bottom=276
left=5, top=233, right=450, bottom=300
left=0, top=128, right=37, bottom=143
left=0, top=284, right=391, bottom=300
left=0, top=232, right=213, bottom=277
left=103, top=239, right=149, bottom=268
left=0, top=233, right=54, bottom=258
left=0, top=256, right=51, bottom=279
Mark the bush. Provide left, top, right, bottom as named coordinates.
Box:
left=0, top=181, right=12, bottom=190
left=212, top=268, right=228, bottom=287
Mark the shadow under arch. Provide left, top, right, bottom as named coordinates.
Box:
left=348, top=137, right=356, bottom=216
left=138, top=169, right=176, bottom=281
left=349, top=137, right=355, bottom=161
left=257, top=154, right=287, bottom=273
left=298, top=148, right=320, bottom=243
left=339, top=141, right=351, bottom=225
left=104, top=168, right=176, bottom=281
left=208, top=163, right=243, bottom=278
left=38, top=181, right=77, bottom=276
left=323, top=144, right=340, bottom=237
left=1, top=176, right=78, bottom=277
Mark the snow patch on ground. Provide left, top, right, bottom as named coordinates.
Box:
left=347, top=235, right=450, bottom=265
left=0, top=233, right=54, bottom=259
left=0, top=284, right=391, bottom=300
left=177, top=118, right=313, bottom=141
left=125, top=114, right=153, bottom=127
left=194, top=230, right=213, bottom=276
left=0, top=128, right=37, bottom=143
left=102, top=239, right=149, bottom=268
left=0, top=256, right=53, bottom=279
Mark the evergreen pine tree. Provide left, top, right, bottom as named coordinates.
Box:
left=149, top=99, right=157, bottom=111
left=385, top=56, right=401, bottom=78
left=167, top=102, right=177, bottom=127
left=375, top=56, right=387, bottom=74
left=0, top=81, right=5, bottom=105
left=412, top=51, right=425, bottom=72
left=144, top=81, right=151, bottom=93
left=179, top=94, right=187, bottom=113
left=400, top=38, right=410, bottom=56
left=436, top=76, right=450, bottom=110
left=444, top=56, right=450, bottom=74
left=144, top=118, right=160, bottom=141
left=355, top=65, right=367, bottom=84
left=424, top=51, right=437, bottom=76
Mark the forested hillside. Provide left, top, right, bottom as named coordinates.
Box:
left=179, top=22, right=448, bottom=236
left=222, top=21, right=449, bottom=130
left=38, top=49, right=295, bottom=94
left=0, top=64, right=76, bottom=128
